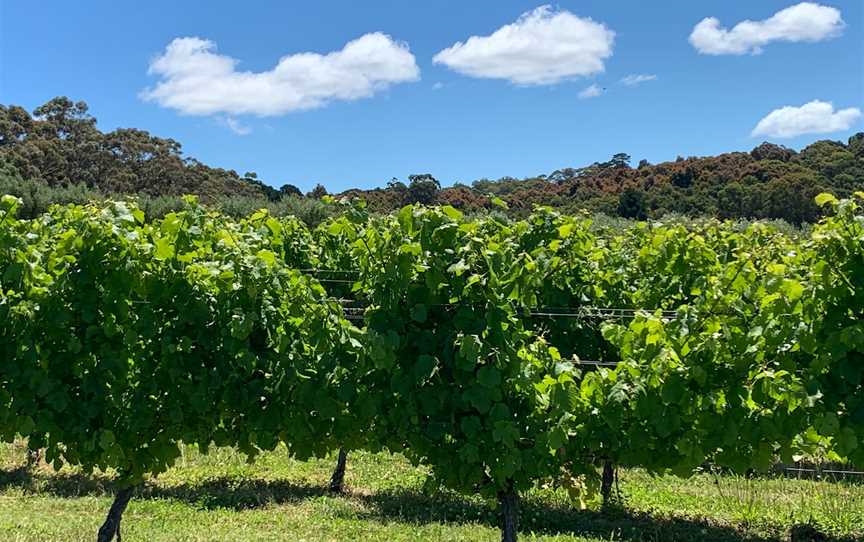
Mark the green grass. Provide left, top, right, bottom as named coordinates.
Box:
left=1, top=441, right=861, bottom=541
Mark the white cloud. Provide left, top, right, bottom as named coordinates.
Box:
left=578, top=84, right=602, bottom=99
left=223, top=117, right=251, bottom=136
left=690, top=2, right=844, bottom=55
left=432, top=82, right=444, bottom=90
left=620, top=74, right=656, bottom=86
left=141, top=33, right=420, bottom=116
left=432, top=5, right=614, bottom=85
left=751, top=100, right=861, bottom=138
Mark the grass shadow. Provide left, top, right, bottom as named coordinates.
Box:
left=140, top=478, right=327, bottom=510
left=0, top=466, right=114, bottom=497
left=351, top=488, right=861, bottom=542
left=0, top=466, right=325, bottom=509
left=0, top=465, right=34, bottom=492
left=0, top=466, right=858, bottom=542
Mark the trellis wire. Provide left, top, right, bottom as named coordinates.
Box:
left=323, top=277, right=670, bottom=370
left=779, top=466, right=864, bottom=477
left=299, top=269, right=359, bottom=274
left=335, top=302, right=679, bottom=321
left=310, top=270, right=678, bottom=319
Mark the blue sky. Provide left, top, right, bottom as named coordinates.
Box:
left=1, top=1, right=861, bottom=192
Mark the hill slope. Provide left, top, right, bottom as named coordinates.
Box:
left=0, top=97, right=277, bottom=202
left=2, top=97, right=862, bottom=224
left=342, top=137, right=864, bottom=224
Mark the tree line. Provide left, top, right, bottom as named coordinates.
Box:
left=1, top=97, right=863, bottom=224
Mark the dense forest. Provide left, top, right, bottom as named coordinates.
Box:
left=345, top=138, right=864, bottom=224
left=2, top=97, right=862, bottom=224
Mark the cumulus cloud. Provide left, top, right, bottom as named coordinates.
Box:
left=690, top=2, right=844, bottom=55
left=433, top=5, right=614, bottom=85
left=620, top=74, right=656, bottom=86
left=141, top=33, right=420, bottom=116
left=578, top=84, right=602, bottom=99
left=751, top=100, right=861, bottom=138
